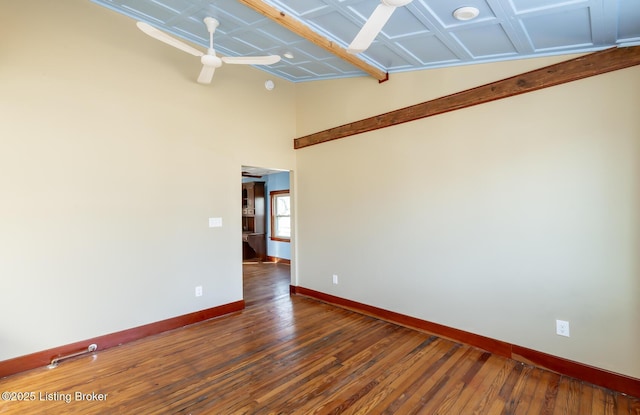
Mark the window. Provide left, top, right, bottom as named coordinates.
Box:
left=270, top=190, right=290, bottom=241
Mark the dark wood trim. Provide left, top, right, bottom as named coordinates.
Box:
left=267, top=256, right=290, bottom=264
left=292, top=286, right=640, bottom=397
left=294, top=46, right=640, bottom=149
left=0, top=300, right=244, bottom=379
left=270, top=237, right=290, bottom=242
left=512, top=345, right=640, bottom=398
left=292, top=286, right=511, bottom=357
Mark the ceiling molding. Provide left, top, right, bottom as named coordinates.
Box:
left=294, top=46, right=640, bottom=149
left=236, top=0, right=388, bottom=82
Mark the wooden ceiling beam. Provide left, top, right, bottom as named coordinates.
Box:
left=236, top=0, right=388, bottom=82
left=294, top=46, right=640, bottom=149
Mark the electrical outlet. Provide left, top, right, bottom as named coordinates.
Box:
left=556, top=319, right=570, bottom=337
left=195, top=286, right=203, bottom=297
left=332, top=274, right=339, bottom=285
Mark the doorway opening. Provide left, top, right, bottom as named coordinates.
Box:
left=241, top=166, right=292, bottom=305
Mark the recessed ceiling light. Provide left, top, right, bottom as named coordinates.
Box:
left=265, top=80, right=275, bottom=91
left=453, top=6, right=479, bottom=21
left=283, top=52, right=294, bottom=59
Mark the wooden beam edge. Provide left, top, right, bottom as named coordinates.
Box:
left=294, top=45, right=640, bottom=149
left=0, top=300, right=245, bottom=379
left=291, top=286, right=640, bottom=398
left=236, top=0, right=388, bottom=82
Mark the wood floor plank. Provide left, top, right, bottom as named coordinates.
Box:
left=512, top=366, right=546, bottom=415
left=323, top=337, right=448, bottom=413
left=288, top=327, right=426, bottom=414
left=399, top=347, right=480, bottom=414
left=552, top=377, right=583, bottom=415
left=500, top=363, right=534, bottom=414
left=411, top=348, right=486, bottom=414
left=1, top=262, right=638, bottom=414
left=433, top=352, right=502, bottom=414
left=460, top=358, right=519, bottom=414
left=428, top=349, right=489, bottom=413
left=352, top=339, right=458, bottom=414
left=629, top=394, right=640, bottom=415
left=323, top=336, right=442, bottom=414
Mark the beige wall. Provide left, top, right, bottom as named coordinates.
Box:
left=0, top=0, right=296, bottom=361
left=2, top=0, right=638, bottom=383
left=295, top=60, right=640, bottom=378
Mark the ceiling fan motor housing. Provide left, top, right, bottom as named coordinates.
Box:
left=201, top=52, right=222, bottom=68
left=204, top=17, right=220, bottom=33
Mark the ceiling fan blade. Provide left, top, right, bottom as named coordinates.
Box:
left=347, top=3, right=396, bottom=54
left=221, top=55, right=282, bottom=65
left=197, top=65, right=216, bottom=84
left=136, top=22, right=203, bottom=57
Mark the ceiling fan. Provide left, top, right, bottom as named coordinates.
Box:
left=347, top=0, right=414, bottom=54
left=136, top=17, right=281, bottom=84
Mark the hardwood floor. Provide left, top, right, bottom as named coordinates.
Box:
left=1, top=262, right=638, bottom=414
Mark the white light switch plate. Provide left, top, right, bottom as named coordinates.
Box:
left=209, top=217, right=223, bottom=228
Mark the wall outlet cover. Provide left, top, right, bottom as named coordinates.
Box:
left=556, top=319, right=570, bottom=337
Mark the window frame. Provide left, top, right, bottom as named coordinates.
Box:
left=270, top=190, right=291, bottom=242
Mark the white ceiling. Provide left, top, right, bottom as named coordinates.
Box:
left=92, top=0, right=640, bottom=82
left=242, top=166, right=287, bottom=177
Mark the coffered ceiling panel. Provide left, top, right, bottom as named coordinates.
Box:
left=91, top=0, right=640, bottom=83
